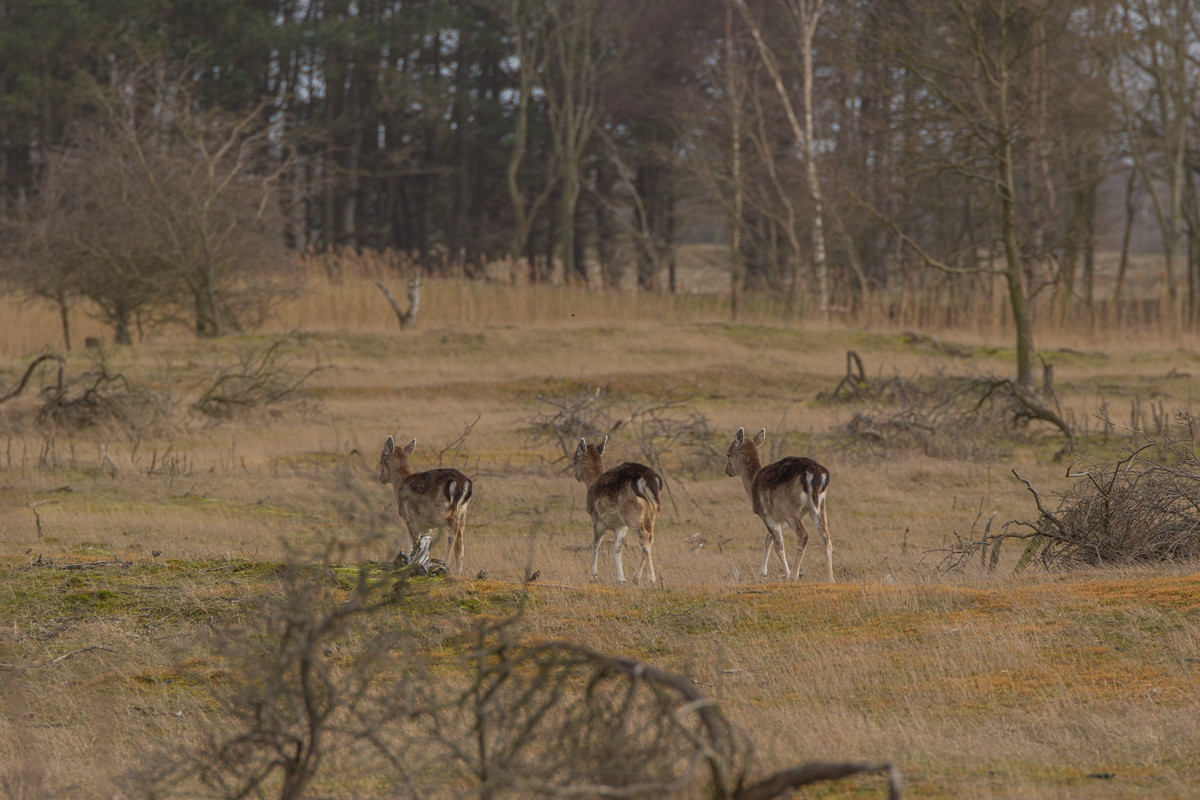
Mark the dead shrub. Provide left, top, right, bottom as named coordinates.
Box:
left=134, top=520, right=901, bottom=799
left=522, top=381, right=719, bottom=480
left=1008, top=410, right=1200, bottom=571
left=36, top=350, right=170, bottom=435
left=192, top=332, right=327, bottom=420
left=830, top=357, right=1073, bottom=460
left=835, top=374, right=1008, bottom=460
left=522, top=381, right=612, bottom=458
left=408, top=617, right=750, bottom=798
left=0, top=350, right=170, bottom=438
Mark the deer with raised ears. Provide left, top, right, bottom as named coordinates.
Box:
left=725, top=427, right=833, bottom=582
left=378, top=435, right=473, bottom=572
left=573, top=435, right=664, bottom=585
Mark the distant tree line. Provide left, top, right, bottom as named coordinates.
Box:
left=3, top=0, right=1200, bottom=378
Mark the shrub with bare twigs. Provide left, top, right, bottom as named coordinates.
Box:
left=828, top=352, right=1074, bottom=460
left=38, top=350, right=171, bottom=434
left=521, top=381, right=719, bottom=480
left=1007, top=410, right=1200, bottom=571
left=192, top=332, right=327, bottom=419
left=927, top=410, right=1200, bottom=575
left=0, top=350, right=171, bottom=438
left=522, top=381, right=611, bottom=458
left=412, top=618, right=901, bottom=800
left=133, top=486, right=901, bottom=800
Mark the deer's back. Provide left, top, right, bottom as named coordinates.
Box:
left=752, top=457, right=828, bottom=516
left=587, top=462, right=662, bottom=517
left=396, top=469, right=472, bottom=521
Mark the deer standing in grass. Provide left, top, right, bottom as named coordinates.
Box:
left=573, top=435, right=663, bottom=584
left=724, top=427, right=833, bottom=582
left=378, top=435, right=472, bottom=572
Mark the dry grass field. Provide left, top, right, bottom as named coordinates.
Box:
left=2, top=268, right=1200, bottom=799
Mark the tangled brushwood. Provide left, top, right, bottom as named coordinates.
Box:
left=0, top=334, right=324, bottom=442
left=38, top=352, right=169, bottom=434
left=192, top=332, right=326, bottom=419
left=522, top=381, right=718, bottom=478
left=1009, top=410, right=1200, bottom=571
left=133, top=535, right=901, bottom=800
left=826, top=352, right=1073, bottom=460
left=0, top=351, right=170, bottom=437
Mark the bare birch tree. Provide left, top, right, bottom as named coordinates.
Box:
left=735, top=0, right=831, bottom=321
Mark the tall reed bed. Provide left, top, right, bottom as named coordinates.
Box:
left=0, top=247, right=1190, bottom=357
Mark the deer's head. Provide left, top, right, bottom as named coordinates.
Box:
left=379, top=435, right=417, bottom=484
left=573, top=434, right=608, bottom=485
left=725, top=427, right=766, bottom=478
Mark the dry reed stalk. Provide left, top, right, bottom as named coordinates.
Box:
left=2, top=247, right=1196, bottom=356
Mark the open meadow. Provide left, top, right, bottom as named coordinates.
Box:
left=2, top=270, right=1200, bottom=799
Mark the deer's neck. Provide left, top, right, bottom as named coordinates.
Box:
left=737, top=447, right=763, bottom=503
left=391, top=457, right=414, bottom=483
left=580, top=456, right=605, bottom=486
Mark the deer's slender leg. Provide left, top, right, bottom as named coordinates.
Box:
left=773, top=525, right=791, bottom=579
left=760, top=529, right=774, bottom=577
left=454, top=519, right=466, bottom=572
left=647, top=506, right=659, bottom=584
left=405, top=520, right=423, bottom=557
left=758, top=522, right=787, bottom=578
left=815, top=501, right=834, bottom=583
left=791, top=517, right=810, bottom=580
left=444, top=516, right=465, bottom=572
left=613, top=527, right=630, bottom=584
left=632, top=518, right=656, bottom=585
left=761, top=519, right=790, bottom=579
left=590, top=520, right=607, bottom=579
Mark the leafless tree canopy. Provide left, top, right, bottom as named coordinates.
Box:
left=3, top=60, right=292, bottom=346
left=5, top=0, right=1200, bottom=356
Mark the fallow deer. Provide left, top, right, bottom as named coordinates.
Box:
left=573, top=435, right=663, bottom=584
left=378, top=435, right=473, bottom=572
left=724, top=427, right=833, bottom=582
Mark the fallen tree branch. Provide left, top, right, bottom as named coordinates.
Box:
left=977, top=379, right=1074, bottom=456
left=52, top=559, right=133, bottom=570
left=51, top=646, right=117, bottom=664
left=194, top=333, right=326, bottom=418
left=735, top=760, right=902, bottom=800
left=0, top=646, right=118, bottom=671
left=0, top=354, right=65, bottom=404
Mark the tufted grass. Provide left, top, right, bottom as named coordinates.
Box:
left=1, top=318, right=1199, bottom=798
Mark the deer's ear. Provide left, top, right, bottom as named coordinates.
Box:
left=752, top=428, right=766, bottom=447
left=598, top=434, right=608, bottom=456
left=575, top=438, right=587, bottom=460
left=733, top=427, right=745, bottom=447
left=403, top=438, right=417, bottom=456
left=383, top=436, right=394, bottom=455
